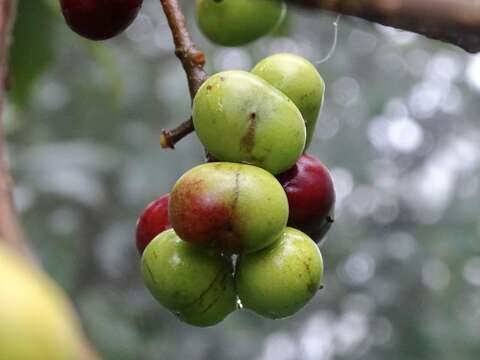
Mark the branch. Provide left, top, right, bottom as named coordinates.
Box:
left=0, top=3, right=100, bottom=359
left=160, top=116, right=194, bottom=149
left=158, top=0, right=208, bottom=149
left=287, top=0, right=480, bottom=53
left=0, top=0, right=32, bottom=259
left=159, top=0, right=208, bottom=97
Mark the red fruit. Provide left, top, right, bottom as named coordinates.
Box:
left=277, top=153, right=335, bottom=243
left=60, top=0, right=143, bottom=41
left=136, top=194, right=171, bottom=254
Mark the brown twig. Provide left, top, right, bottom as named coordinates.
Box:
left=159, top=0, right=208, bottom=96
left=0, top=2, right=100, bottom=358
left=288, top=0, right=480, bottom=53
left=158, top=0, right=208, bottom=149
left=160, top=116, right=194, bottom=149
left=0, top=0, right=32, bottom=259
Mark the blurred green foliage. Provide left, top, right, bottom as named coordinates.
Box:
left=9, top=0, right=55, bottom=106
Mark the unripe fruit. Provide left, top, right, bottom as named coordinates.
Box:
left=141, top=229, right=236, bottom=327
left=60, top=0, right=143, bottom=41
left=136, top=193, right=171, bottom=254
left=169, top=162, right=289, bottom=253
left=252, top=53, right=325, bottom=148
left=193, top=71, right=306, bottom=174
left=236, top=227, right=323, bottom=319
left=0, top=244, right=86, bottom=360
left=195, top=0, right=285, bottom=47
left=277, top=154, right=335, bottom=243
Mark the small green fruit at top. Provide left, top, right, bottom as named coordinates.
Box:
left=169, top=162, right=289, bottom=254
left=195, top=0, right=285, bottom=47
left=193, top=71, right=306, bottom=174
left=235, top=227, right=323, bottom=319
left=141, top=229, right=236, bottom=327
left=252, top=53, right=325, bottom=148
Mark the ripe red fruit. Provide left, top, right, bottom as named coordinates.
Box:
left=277, top=153, right=335, bottom=243
left=60, top=0, right=143, bottom=41
left=136, top=194, right=171, bottom=254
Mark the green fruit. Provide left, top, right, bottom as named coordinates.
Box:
left=169, top=162, right=289, bottom=254
left=193, top=71, right=306, bottom=174
left=141, top=229, right=236, bottom=327
left=252, top=53, right=325, bottom=148
left=195, top=0, right=285, bottom=47
left=0, top=244, right=85, bottom=360
left=235, top=227, right=323, bottom=319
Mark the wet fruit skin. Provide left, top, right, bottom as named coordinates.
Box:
left=193, top=71, right=306, bottom=175
left=252, top=53, right=325, bottom=149
left=0, top=244, right=85, bottom=360
left=169, top=162, right=289, bottom=254
left=235, top=227, right=323, bottom=319
left=277, top=153, right=335, bottom=243
left=195, top=0, right=285, bottom=47
left=60, top=0, right=143, bottom=41
left=136, top=193, right=171, bottom=254
left=141, top=229, right=237, bottom=327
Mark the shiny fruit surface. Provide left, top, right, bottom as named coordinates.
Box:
left=136, top=193, right=171, bottom=254
left=195, top=0, right=285, bottom=46
left=277, top=153, right=335, bottom=243
left=141, top=229, right=237, bottom=326
left=193, top=71, right=306, bottom=174
left=60, top=0, right=143, bottom=40
left=236, top=227, right=323, bottom=319
left=169, top=162, right=289, bottom=253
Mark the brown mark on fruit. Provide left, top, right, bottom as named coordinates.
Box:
left=300, top=256, right=318, bottom=295
left=240, top=112, right=257, bottom=154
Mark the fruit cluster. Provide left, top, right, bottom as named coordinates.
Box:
left=137, top=53, right=336, bottom=326
left=57, top=0, right=336, bottom=328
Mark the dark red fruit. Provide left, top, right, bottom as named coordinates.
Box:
left=277, top=153, right=335, bottom=243
left=60, top=0, right=143, bottom=41
left=136, top=194, right=171, bottom=254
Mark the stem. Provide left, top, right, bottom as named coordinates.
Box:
left=288, top=0, right=480, bottom=53
left=0, top=0, right=32, bottom=259
left=160, top=117, right=194, bottom=149
left=159, top=0, right=208, bottom=97
left=0, top=2, right=100, bottom=358
left=158, top=0, right=208, bottom=149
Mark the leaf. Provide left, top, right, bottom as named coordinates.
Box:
left=8, top=0, right=56, bottom=106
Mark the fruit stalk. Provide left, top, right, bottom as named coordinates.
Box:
left=158, top=0, right=209, bottom=149
left=158, top=0, right=208, bottom=98
left=160, top=116, right=194, bottom=149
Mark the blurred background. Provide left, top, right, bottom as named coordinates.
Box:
left=5, top=0, right=480, bottom=359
